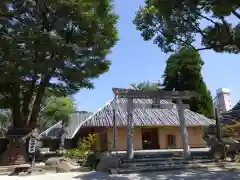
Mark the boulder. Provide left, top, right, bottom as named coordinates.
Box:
left=96, top=152, right=120, bottom=172
left=45, top=157, right=64, bottom=171
left=45, top=157, right=90, bottom=173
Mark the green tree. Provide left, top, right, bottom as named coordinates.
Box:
left=162, top=48, right=214, bottom=118
left=133, top=0, right=240, bottom=53
left=0, top=96, right=75, bottom=132
left=0, top=0, right=118, bottom=165
left=39, top=96, right=75, bottom=130
left=130, top=81, right=162, bottom=90
left=0, top=0, right=118, bottom=130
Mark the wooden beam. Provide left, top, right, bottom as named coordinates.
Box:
left=112, top=88, right=194, bottom=99
left=118, top=102, right=190, bottom=109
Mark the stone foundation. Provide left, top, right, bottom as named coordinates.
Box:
left=0, top=137, right=28, bottom=165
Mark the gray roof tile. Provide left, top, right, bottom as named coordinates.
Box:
left=41, top=111, right=91, bottom=139
left=70, top=98, right=215, bottom=138
left=221, top=101, right=240, bottom=124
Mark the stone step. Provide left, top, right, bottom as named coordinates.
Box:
left=121, top=155, right=211, bottom=163
left=111, top=164, right=198, bottom=174
left=120, top=159, right=215, bottom=168
left=118, top=152, right=212, bottom=159
left=110, top=162, right=240, bottom=174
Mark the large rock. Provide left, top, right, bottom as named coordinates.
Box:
left=96, top=152, right=120, bottom=172
left=45, top=157, right=63, bottom=165
left=45, top=157, right=65, bottom=172
left=45, top=157, right=90, bottom=173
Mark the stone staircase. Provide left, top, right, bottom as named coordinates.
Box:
left=110, top=149, right=216, bottom=173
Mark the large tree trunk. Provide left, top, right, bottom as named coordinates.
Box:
left=1, top=84, right=30, bottom=165
left=28, top=75, right=50, bottom=128
left=0, top=128, right=30, bottom=165
left=3, top=75, right=51, bottom=165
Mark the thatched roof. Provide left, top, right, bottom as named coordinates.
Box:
left=71, top=98, right=215, bottom=138
left=221, top=101, right=240, bottom=125
left=40, top=111, right=92, bottom=139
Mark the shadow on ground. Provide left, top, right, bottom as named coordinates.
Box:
left=73, top=168, right=240, bottom=180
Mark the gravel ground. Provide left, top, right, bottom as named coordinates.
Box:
left=2, top=169, right=240, bottom=180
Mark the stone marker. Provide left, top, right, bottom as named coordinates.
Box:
left=96, top=152, right=120, bottom=172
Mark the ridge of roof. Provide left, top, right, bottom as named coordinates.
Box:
left=70, top=98, right=114, bottom=138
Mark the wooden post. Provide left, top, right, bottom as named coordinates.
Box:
left=112, top=109, right=117, bottom=149
left=177, top=99, right=191, bottom=157
left=127, top=98, right=134, bottom=159
left=215, top=107, right=222, bottom=142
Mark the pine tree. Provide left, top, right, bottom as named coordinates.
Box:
left=163, top=48, right=214, bottom=118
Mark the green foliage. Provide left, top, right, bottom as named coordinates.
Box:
left=78, top=134, right=98, bottom=152
left=204, top=119, right=240, bottom=141
left=64, top=133, right=98, bottom=162
left=0, top=0, right=118, bottom=129
left=133, top=0, right=240, bottom=53
left=40, top=96, right=75, bottom=130
left=163, top=48, right=214, bottom=118
left=64, top=148, right=85, bottom=161
left=222, top=126, right=237, bottom=138
left=130, top=81, right=162, bottom=90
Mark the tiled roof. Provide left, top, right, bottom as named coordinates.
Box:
left=71, top=98, right=215, bottom=138
left=221, top=101, right=240, bottom=125
left=40, top=111, right=92, bottom=139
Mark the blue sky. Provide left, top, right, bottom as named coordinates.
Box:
left=74, top=0, right=240, bottom=112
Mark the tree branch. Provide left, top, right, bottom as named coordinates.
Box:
left=196, top=42, right=233, bottom=52
left=232, top=10, right=240, bottom=20
left=196, top=47, right=213, bottom=51
left=219, top=16, right=231, bottom=39
left=28, top=74, right=51, bottom=128
left=152, top=19, right=198, bottom=51
left=22, top=75, right=37, bottom=124
left=10, top=82, right=23, bottom=128
left=198, top=14, right=219, bottom=26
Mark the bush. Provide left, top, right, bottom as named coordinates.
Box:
left=78, top=133, right=98, bottom=152
left=64, top=148, right=85, bottom=160
left=63, top=133, right=98, bottom=164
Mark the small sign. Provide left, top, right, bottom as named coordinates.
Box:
left=28, top=138, right=37, bottom=153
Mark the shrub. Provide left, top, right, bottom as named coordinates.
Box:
left=78, top=133, right=98, bottom=152
left=64, top=148, right=85, bottom=160
left=63, top=133, right=98, bottom=164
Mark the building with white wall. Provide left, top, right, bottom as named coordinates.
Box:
left=213, top=88, right=233, bottom=116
